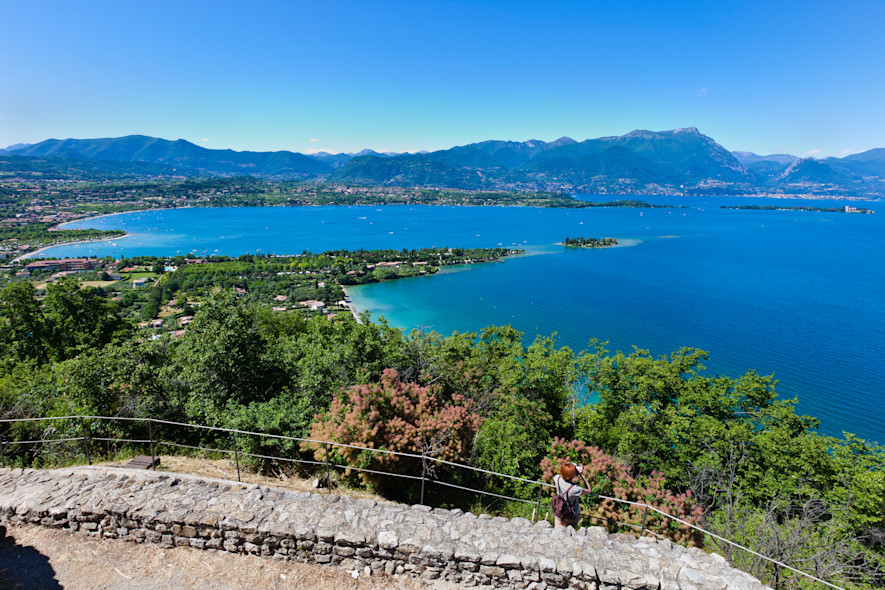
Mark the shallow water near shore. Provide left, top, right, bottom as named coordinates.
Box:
left=44, top=195, right=885, bottom=443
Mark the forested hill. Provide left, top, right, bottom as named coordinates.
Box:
left=6, top=129, right=885, bottom=197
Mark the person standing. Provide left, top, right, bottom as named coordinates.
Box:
left=553, top=462, right=590, bottom=528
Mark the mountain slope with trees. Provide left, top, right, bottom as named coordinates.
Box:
left=6, top=130, right=885, bottom=197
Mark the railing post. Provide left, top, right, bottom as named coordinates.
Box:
left=420, top=452, right=427, bottom=505
left=533, top=485, right=544, bottom=523
left=639, top=505, right=648, bottom=537
left=231, top=431, right=241, bottom=482
left=0, top=430, right=5, bottom=468
left=323, top=442, right=331, bottom=494
left=148, top=419, right=156, bottom=470
left=79, top=417, right=91, bottom=465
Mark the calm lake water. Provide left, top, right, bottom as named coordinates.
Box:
left=45, top=196, right=884, bottom=443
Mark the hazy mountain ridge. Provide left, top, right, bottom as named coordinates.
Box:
left=4, top=131, right=885, bottom=196
left=2, top=135, right=332, bottom=177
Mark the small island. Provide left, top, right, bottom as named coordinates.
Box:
left=564, top=236, right=618, bottom=248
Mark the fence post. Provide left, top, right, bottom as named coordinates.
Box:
left=79, top=417, right=91, bottom=465
left=639, top=505, right=648, bottom=537
left=533, top=485, right=544, bottom=523
left=420, top=452, right=427, bottom=506
left=323, top=442, right=331, bottom=495
left=231, top=431, right=241, bottom=482
left=148, top=419, right=156, bottom=470
left=0, top=430, right=5, bottom=468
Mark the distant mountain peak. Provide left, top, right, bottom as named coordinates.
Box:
left=1, top=142, right=33, bottom=152
left=776, top=157, right=844, bottom=184
left=674, top=127, right=700, bottom=134
left=622, top=129, right=656, bottom=139
left=550, top=136, right=576, bottom=147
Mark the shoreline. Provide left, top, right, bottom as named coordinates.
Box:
left=12, top=206, right=191, bottom=263
left=339, top=286, right=363, bottom=324
left=56, top=205, right=194, bottom=228
left=13, top=233, right=135, bottom=263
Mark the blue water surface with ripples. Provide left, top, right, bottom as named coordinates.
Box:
left=42, top=195, right=884, bottom=443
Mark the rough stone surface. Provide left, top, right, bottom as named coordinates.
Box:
left=0, top=467, right=770, bottom=590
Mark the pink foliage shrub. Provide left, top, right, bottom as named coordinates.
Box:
left=303, top=369, right=483, bottom=484
left=542, top=437, right=704, bottom=546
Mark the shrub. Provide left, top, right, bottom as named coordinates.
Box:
left=303, top=369, right=483, bottom=486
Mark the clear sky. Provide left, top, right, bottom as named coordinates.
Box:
left=2, top=0, right=883, bottom=158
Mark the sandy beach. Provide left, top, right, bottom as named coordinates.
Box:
left=339, top=286, right=363, bottom=324
left=12, top=233, right=135, bottom=263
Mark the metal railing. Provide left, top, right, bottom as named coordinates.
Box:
left=0, top=414, right=845, bottom=590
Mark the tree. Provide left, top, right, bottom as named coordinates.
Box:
left=0, top=281, right=50, bottom=366
left=42, top=278, right=130, bottom=361
left=473, top=396, right=553, bottom=498
left=171, top=294, right=284, bottom=427
left=575, top=344, right=824, bottom=496
left=304, top=369, right=482, bottom=487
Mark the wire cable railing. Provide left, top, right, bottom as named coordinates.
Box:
left=0, top=414, right=845, bottom=590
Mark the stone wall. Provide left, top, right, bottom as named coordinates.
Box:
left=0, top=467, right=769, bottom=590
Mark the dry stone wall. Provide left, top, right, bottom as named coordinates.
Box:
left=0, top=467, right=769, bottom=590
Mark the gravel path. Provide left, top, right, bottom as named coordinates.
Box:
left=0, top=524, right=455, bottom=590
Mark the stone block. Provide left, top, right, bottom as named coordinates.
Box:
left=334, top=546, right=356, bottom=557
left=334, top=530, right=365, bottom=546
left=498, top=554, right=522, bottom=568
left=480, top=565, right=505, bottom=578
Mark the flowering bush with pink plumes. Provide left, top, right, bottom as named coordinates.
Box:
left=303, top=369, right=483, bottom=486
left=542, top=437, right=704, bottom=546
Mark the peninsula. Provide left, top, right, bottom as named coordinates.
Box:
left=720, top=204, right=874, bottom=214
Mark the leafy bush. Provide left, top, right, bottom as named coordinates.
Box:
left=303, top=369, right=482, bottom=486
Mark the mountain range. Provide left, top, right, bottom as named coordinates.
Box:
left=4, top=130, right=885, bottom=197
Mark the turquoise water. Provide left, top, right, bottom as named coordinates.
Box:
left=44, top=197, right=884, bottom=443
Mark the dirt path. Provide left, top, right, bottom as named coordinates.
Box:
left=0, top=524, right=456, bottom=590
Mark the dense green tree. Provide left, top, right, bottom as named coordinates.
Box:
left=42, top=279, right=130, bottom=361
left=473, top=396, right=553, bottom=497
left=0, top=282, right=51, bottom=366
left=0, top=279, right=129, bottom=367
left=171, top=294, right=285, bottom=427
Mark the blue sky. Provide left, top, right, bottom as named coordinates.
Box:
left=2, top=0, right=883, bottom=157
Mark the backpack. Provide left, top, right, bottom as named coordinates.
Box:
left=552, top=482, right=578, bottom=520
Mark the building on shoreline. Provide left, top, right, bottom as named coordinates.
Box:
left=25, top=258, right=102, bottom=272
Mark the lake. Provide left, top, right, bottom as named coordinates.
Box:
left=43, top=196, right=884, bottom=443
